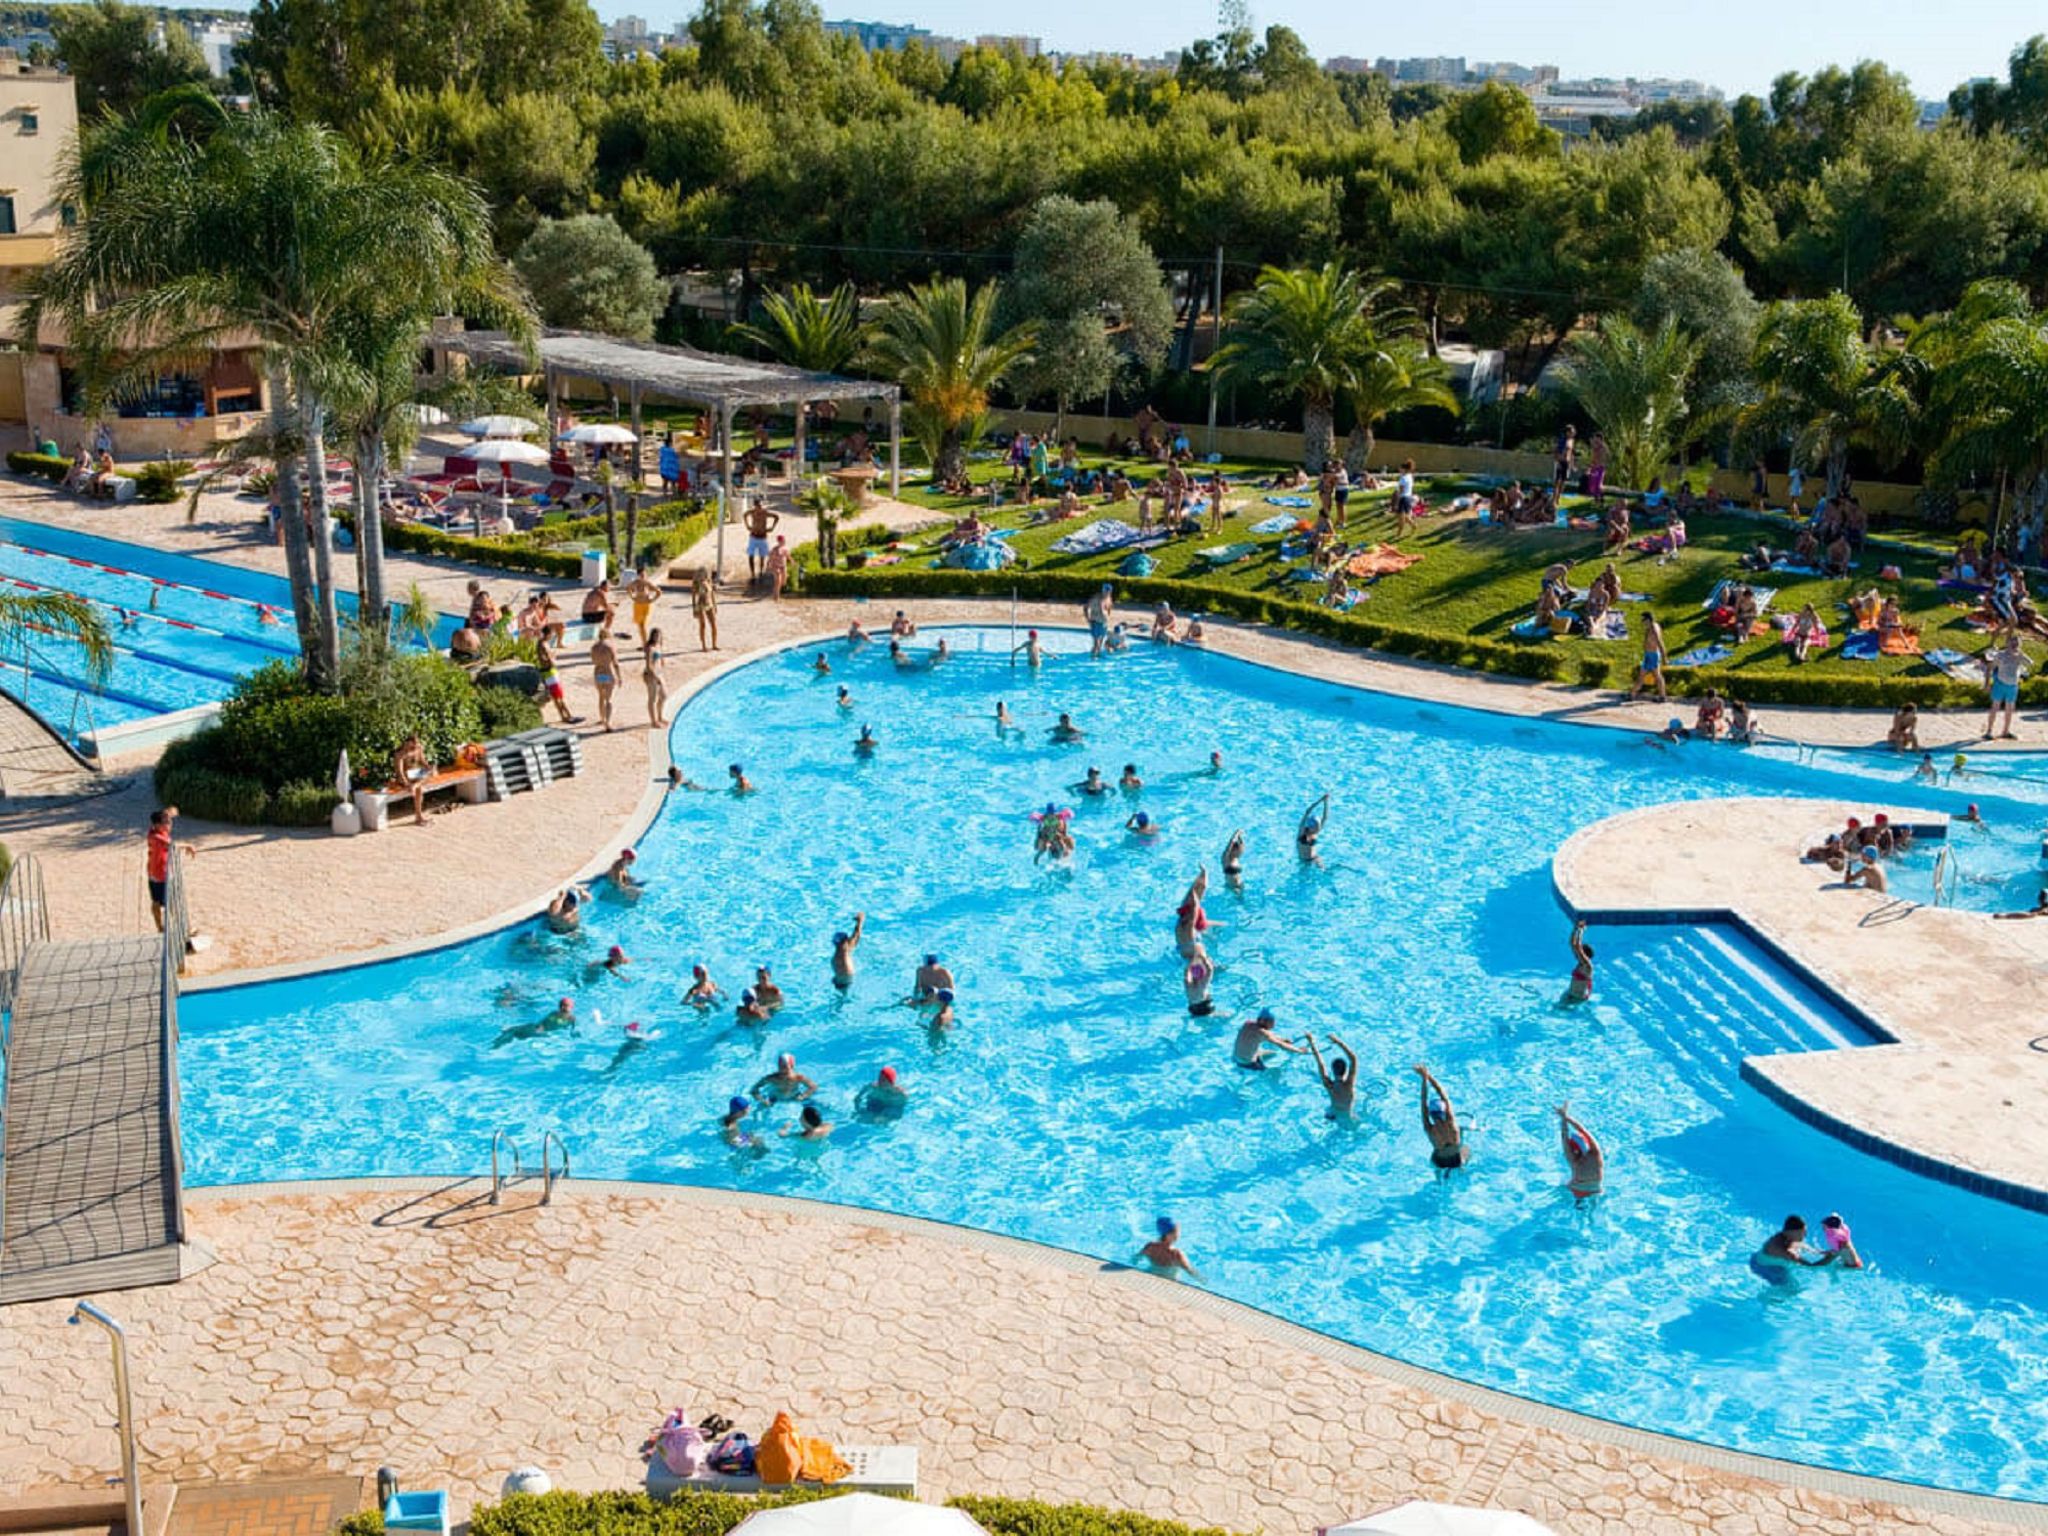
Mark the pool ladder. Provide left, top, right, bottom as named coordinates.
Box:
left=1930, top=846, right=1960, bottom=908
left=489, top=1127, right=572, bottom=1205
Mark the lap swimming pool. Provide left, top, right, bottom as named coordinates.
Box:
left=181, top=627, right=2048, bottom=1501
left=0, top=515, right=452, bottom=749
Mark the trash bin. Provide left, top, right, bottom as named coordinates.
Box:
left=383, top=1490, right=449, bottom=1536
left=579, top=549, right=607, bottom=585
left=353, top=789, right=389, bottom=833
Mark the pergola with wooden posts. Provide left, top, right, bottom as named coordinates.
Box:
left=436, top=327, right=901, bottom=575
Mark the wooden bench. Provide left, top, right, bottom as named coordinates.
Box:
left=355, top=766, right=487, bottom=830
left=645, top=1445, right=918, bottom=1500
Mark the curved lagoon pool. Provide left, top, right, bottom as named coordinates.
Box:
left=182, top=628, right=2048, bottom=1500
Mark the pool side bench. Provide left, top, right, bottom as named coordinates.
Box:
left=645, top=1445, right=918, bottom=1500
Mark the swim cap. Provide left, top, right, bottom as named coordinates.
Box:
left=740, top=988, right=756, bottom=1003
left=1968, top=802, right=1980, bottom=815
left=833, top=931, right=848, bottom=944
left=1846, top=817, right=1860, bottom=828
left=608, top=945, right=626, bottom=960
left=1135, top=812, right=1150, bottom=827
left=937, top=988, right=953, bottom=1003
left=1666, top=718, right=1682, bottom=732
left=779, top=1053, right=795, bottom=1071
left=621, top=848, right=636, bottom=861
left=692, top=964, right=706, bottom=977
left=1256, top=1008, right=1275, bottom=1024
left=925, top=953, right=939, bottom=966
left=1156, top=1216, right=1177, bottom=1237
left=558, top=997, right=573, bottom=1009
left=729, top=762, right=743, bottom=774
left=1874, top=814, right=1888, bottom=826
left=728, top=1096, right=749, bottom=1116
left=1028, top=628, right=1038, bottom=638
left=757, top=963, right=772, bottom=975
left=880, top=1066, right=898, bottom=1085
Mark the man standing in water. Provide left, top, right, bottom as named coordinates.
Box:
left=832, top=912, right=866, bottom=989
left=1557, top=1103, right=1603, bottom=1197
left=1234, top=1009, right=1308, bottom=1069
left=1415, top=1064, right=1467, bottom=1170
left=911, top=953, right=954, bottom=1002
left=1306, top=1032, right=1360, bottom=1119
left=1083, top=583, right=1115, bottom=658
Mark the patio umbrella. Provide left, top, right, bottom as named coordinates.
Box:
left=333, top=747, right=351, bottom=805
left=465, top=438, right=552, bottom=532
left=731, top=1495, right=985, bottom=1536
left=459, top=414, right=541, bottom=440
left=558, top=423, right=637, bottom=445
left=1323, top=1503, right=1559, bottom=1536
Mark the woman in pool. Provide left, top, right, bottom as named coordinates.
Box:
left=543, top=884, right=588, bottom=933
left=1753, top=1215, right=1838, bottom=1282
left=1415, top=1064, right=1467, bottom=1169
left=1125, top=810, right=1163, bottom=839
left=1221, top=828, right=1246, bottom=881
left=813, top=652, right=832, bottom=675
left=720, top=1096, right=756, bottom=1148
left=604, top=848, right=643, bottom=897
left=1140, top=1217, right=1201, bottom=1278
left=831, top=912, right=866, bottom=988
left=1305, top=1031, right=1359, bottom=1119
left=1032, top=805, right=1074, bottom=863
left=1564, top=919, right=1594, bottom=1003
left=752, top=965, right=785, bottom=1011
left=628, top=618, right=666, bottom=716
left=728, top=763, right=756, bottom=794
left=686, top=964, right=723, bottom=1007
left=1073, top=766, right=1109, bottom=797
left=1174, top=868, right=1212, bottom=956
left=735, top=988, right=771, bottom=1024
left=1234, top=1009, right=1306, bottom=1069
left=782, top=1104, right=832, bottom=1141
left=846, top=617, right=871, bottom=646
left=1557, top=1103, right=1604, bottom=1197
left=995, top=701, right=1018, bottom=732
left=856, top=1066, right=908, bottom=1115
left=1183, top=944, right=1216, bottom=1016
left=888, top=639, right=917, bottom=670
left=1012, top=629, right=1044, bottom=668
left=836, top=685, right=853, bottom=712
left=854, top=723, right=878, bottom=757
left=1297, top=793, right=1331, bottom=862
left=752, top=1052, right=816, bottom=1103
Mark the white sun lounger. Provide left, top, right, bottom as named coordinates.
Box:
left=646, top=1445, right=919, bottom=1500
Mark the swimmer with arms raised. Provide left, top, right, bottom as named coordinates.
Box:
left=1234, top=1008, right=1308, bottom=1069
left=1221, top=829, right=1246, bottom=879
left=831, top=912, right=866, bottom=988
left=1415, top=1064, right=1467, bottom=1169
left=1174, top=867, right=1214, bottom=956
left=1557, top=1103, right=1603, bottom=1197
left=543, top=884, right=589, bottom=933
left=1305, top=1032, right=1359, bottom=1118
left=1297, top=793, right=1330, bottom=862
left=1139, top=1216, right=1201, bottom=1278
left=1125, top=810, right=1163, bottom=839
left=1564, top=919, right=1595, bottom=1004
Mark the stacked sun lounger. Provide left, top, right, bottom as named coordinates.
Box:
left=506, top=726, right=585, bottom=785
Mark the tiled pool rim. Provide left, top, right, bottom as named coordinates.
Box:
left=179, top=1176, right=2048, bottom=1532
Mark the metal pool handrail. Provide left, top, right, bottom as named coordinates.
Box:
left=159, top=850, right=189, bottom=1245
left=539, top=1131, right=570, bottom=1204
left=490, top=1129, right=524, bottom=1204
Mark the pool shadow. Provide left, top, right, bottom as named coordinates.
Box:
left=370, top=1176, right=554, bottom=1229
left=1469, top=865, right=1566, bottom=976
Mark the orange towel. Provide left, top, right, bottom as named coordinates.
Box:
left=1880, top=629, right=1921, bottom=656
left=1345, top=545, right=1422, bottom=578
left=754, top=1412, right=851, bottom=1486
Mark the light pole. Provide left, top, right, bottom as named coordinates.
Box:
left=69, top=1302, right=144, bottom=1536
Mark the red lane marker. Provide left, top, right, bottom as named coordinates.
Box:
left=200, top=589, right=230, bottom=600
left=165, top=618, right=198, bottom=630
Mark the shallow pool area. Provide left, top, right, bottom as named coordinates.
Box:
left=180, top=627, right=2048, bottom=1501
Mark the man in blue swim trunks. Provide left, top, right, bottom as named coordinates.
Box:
left=1083, top=582, right=1115, bottom=658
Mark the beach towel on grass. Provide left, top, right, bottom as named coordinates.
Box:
left=1937, top=577, right=1988, bottom=594
left=1702, top=580, right=1777, bottom=613
left=1051, top=518, right=1145, bottom=555
left=1768, top=560, right=1823, bottom=576
left=1118, top=551, right=1157, bottom=577
left=1927, top=647, right=1985, bottom=684
left=1264, top=495, right=1314, bottom=509
left=1585, top=610, right=1630, bottom=641
left=1841, top=630, right=1882, bottom=660
left=1511, top=617, right=1554, bottom=640
left=1195, top=541, right=1257, bottom=566
left=1346, top=545, right=1422, bottom=579
left=1325, top=588, right=1367, bottom=611
left=1880, top=629, right=1922, bottom=656
left=1249, top=513, right=1300, bottom=534
left=1778, top=616, right=1829, bottom=651
left=1667, top=644, right=1733, bottom=668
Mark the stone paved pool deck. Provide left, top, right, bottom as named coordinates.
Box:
left=3, top=478, right=2046, bottom=1532
left=1, top=1181, right=2039, bottom=1536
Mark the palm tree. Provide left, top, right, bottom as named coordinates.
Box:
left=1740, top=293, right=1918, bottom=501
left=1558, top=317, right=1701, bottom=494
left=0, top=591, right=114, bottom=698
left=1921, top=292, right=2048, bottom=546
left=1343, top=347, right=1460, bottom=474
left=864, top=278, right=1035, bottom=487
left=1212, top=263, right=1412, bottom=472
left=729, top=282, right=863, bottom=373
left=31, top=108, right=529, bottom=690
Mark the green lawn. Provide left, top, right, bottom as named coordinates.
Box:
left=837, top=455, right=2032, bottom=702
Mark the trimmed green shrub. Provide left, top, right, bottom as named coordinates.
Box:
left=355, top=497, right=712, bottom=579
left=7, top=450, right=71, bottom=483
left=134, top=460, right=193, bottom=503
left=952, top=1496, right=1239, bottom=1536
left=268, top=779, right=338, bottom=827
left=476, top=683, right=544, bottom=736
left=156, top=763, right=269, bottom=825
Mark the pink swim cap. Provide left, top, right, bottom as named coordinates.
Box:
left=880, top=1066, right=898, bottom=1085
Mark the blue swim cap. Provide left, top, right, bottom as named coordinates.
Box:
left=740, top=988, right=756, bottom=1003
left=937, top=988, right=954, bottom=1003
left=1156, top=1216, right=1177, bottom=1237
left=728, top=1096, right=748, bottom=1116
left=729, top=762, right=742, bottom=774
left=833, top=931, right=848, bottom=944
left=1135, top=812, right=1150, bottom=827
left=925, top=953, right=939, bottom=965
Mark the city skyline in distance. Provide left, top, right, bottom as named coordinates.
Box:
left=593, top=0, right=2043, bottom=101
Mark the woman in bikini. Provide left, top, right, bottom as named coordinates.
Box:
left=642, top=628, right=669, bottom=728
left=690, top=567, right=719, bottom=652
left=589, top=634, right=620, bottom=731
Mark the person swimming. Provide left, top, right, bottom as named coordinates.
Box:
left=721, top=1095, right=756, bottom=1148
left=854, top=723, right=878, bottom=757
left=1074, top=766, right=1108, bottom=797
left=1032, top=804, right=1074, bottom=863
left=584, top=943, right=630, bottom=983
left=729, top=762, right=756, bottom=794
left=686, top=963, right=722, bottom=1006
left=1012, top=629, right=1043, bottom=668
left=832, top=912, right=866, bottom=988
left=752, top=965, right=785, bottom=1010
left=1297, top=793, right=1330, bottom=861
left=1752, top=1214, right=1838, bottom=1282
left=735, top=987, right=771, bottom=1023
left=492, top=996, right=576, bottom=1049
left=605, top=848, right=642, bottom=894
left=836, top=685, right=853, bottom=711
left=1557, top=1103, right=1603, bottom=1197
left=1221, top=829, right=1245, bottom=879
left=1174, top=868, right=1213, bottom=956
left=1564, top=919, right=1595, bottom=1004
left=1305, top=1032, right=1359, bottom=1118
left=752, top=1051, right=816, bottom=1103
left=995, top=700, right=1018, bottom=731
left=1125, top=810, right=1162, bottom=838
left=1050, top=712, right=1085, bottom=742
left=856, top=1065, right=908, bottom=1115
left=1139, top=1216, right=1200, bottom=1278
left=1119, top=763, right=1143, bottom=790
left=1233, top=1008, right=1307, bottom=1069
left=1207, top=750, right=1224, bottom=775
left=926, top=987, right=956, bottom=1030
left=605, top=1019, right=657, bottom=1073
left=543, top=884, right=588, bottom=933
left=911, top=953, right=955, bottom=1001
left=813, top=653, right=832, bottom=675
left=1415, top=1064, right=1466, bottom=1169
left=781, top=1103, right=831, bottom=1141
left=1183, top=944, right=1216, bottom=1016
left=1820, top=1212, right=1864, bottom=1269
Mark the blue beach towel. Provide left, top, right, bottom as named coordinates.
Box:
left=1667, top=644, right=1733, bottom=668
left=1249, top=514, right=1300, bottom=534
left=1118, top=551, right=1157, bottom=577
left=1841, top=631, right=1882, bottom=660
left=1264, top=495, right=1314, bottom=509
left=1051, top=519, right=1145, bottom=555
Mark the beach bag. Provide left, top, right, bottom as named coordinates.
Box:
left=656, top=1422, right=709, bottom=1478
left=755, top=1412, right=804, bottom=1486
left=708, top=1432, right=754, bottom=1476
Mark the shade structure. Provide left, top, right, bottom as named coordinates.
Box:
left=559, top=423, right=638, bottom=445
left=460, top=414, right=541, bottom=439
left=1324, top=1503, right=1559, bottom=1536
left=730, top=1495, right=984, bottom=1536
left=465, top=439, right=552, bottom=468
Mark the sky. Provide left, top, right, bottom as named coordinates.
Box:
left=594, top=0, right=2042, bottom=100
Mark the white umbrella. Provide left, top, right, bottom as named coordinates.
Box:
left=464, top=439, right=553, bottom=530
left=559, top=423, right=637, bottom=445
left=333, top=747, right=351, bottom=805
left=732, top=1495, right=984, bottom=1536
left=459, top=414, right=541, bottom=439
left=1324, top=1503, right=1559, bottom=1536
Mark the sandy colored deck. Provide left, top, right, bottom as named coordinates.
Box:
left=1, top=1181, right=2037, bottom=1536
left=1555, top=798, right=2048, bottom=1204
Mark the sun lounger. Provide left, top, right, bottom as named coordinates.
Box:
left=645, top=1445, right=918, bottom=1500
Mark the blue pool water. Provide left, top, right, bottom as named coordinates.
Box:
left=181, top=628, right=2048, bottom=1500
left=0, top=515, right=453, bottom=742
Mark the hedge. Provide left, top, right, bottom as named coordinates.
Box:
left=7, top=450, right=70, bottom=483
left=367, top=499, right=716, bottom=580
left=802, top=565, right=2036, bottom=711
left=342, top=1490, right=1242, bottom=1536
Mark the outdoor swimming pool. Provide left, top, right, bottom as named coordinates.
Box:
left=0, top=515, right=452, bottom=748
left=180, top=628, right=2048, bottom=1501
